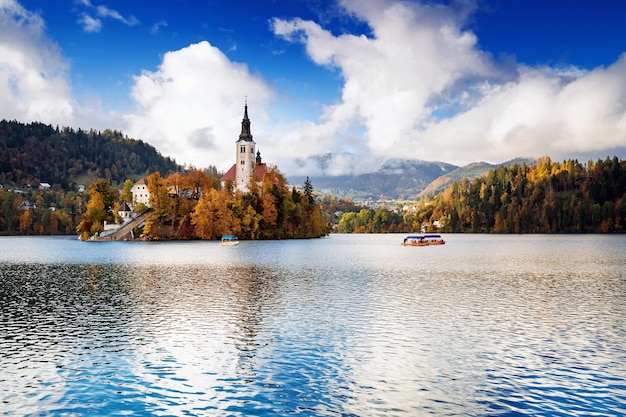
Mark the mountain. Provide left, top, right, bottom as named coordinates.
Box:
left=290, top=158, right=458, bottom=201
left=289, top=156, right=537, bottom=201
left=0, top=120, right=181, bottom=188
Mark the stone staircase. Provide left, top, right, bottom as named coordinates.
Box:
left=95, top=209, right=152, bottom=241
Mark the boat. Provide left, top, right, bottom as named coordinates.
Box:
left=221, top=235, right=239, bottom=246
left=402, top=234, right=445, bottom=246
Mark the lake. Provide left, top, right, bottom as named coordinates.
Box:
left=1, top=234, right=625, bottom=416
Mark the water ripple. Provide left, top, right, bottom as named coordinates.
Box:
left=1, top=235, right=625, bottom=415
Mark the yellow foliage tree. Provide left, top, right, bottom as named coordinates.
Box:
left=191, top=189, right=239, bottom=239
left=261, top=192, right=277, bottom=227
left=76, top=189, right=106, bottom=240
left=19, top=210, right=32, bottom=234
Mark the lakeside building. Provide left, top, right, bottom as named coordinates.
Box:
left=131, top=178, right=150, bottom=208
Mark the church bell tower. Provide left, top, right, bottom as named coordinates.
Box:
left=235, top=100, right=256, bottom=191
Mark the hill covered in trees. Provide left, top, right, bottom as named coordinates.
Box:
left=0, top=119, right=180, bottom=189
left=335, top=156, right=626, bottom=234
left=0, top=120, right=326, bottom=239
left=417, top=158, right=536, bottom=198
left=0, top=119, right=185, bottom=236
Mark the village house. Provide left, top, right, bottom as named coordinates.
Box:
left=19, top=201, right=36, bottom=210
left=118, top=201, right=133, bottom=220
left=131, top=178, right=150, bottom=208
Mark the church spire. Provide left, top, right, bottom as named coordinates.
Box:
left=239, top=98, right=253, bottom=142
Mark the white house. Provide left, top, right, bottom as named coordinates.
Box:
left=118, top=201, right=134, bottom=221
left=131, top=178, right=151, bottom=207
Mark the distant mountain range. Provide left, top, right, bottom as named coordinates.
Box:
left=289, top=157, right=536, bottom=201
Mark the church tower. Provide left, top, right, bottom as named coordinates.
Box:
left=235, top=100, right=256, bottom=191
left=220, top=99, right=267, bottom=192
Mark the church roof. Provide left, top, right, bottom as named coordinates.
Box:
left=255, top=163, right=267, bottom=181
left=119, top=201, right=132, bottom=212
left=220, top=163, right=267, bottom=183
left=220, top=164, right=237, bottom=182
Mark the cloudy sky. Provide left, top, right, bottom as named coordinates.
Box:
left=2, top=0, right=626, bottom=176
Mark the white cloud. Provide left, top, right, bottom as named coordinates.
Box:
left=272, top=0, right=626, bottom=168
left=78, top=13, right=102, bottom=33
left=150, top=20, right=167, bottom=35
left=405, top=56, right=626, bottom=164
left=74, top=1, right=139, bottom=32
left=3, top=0, right=626, bottom=178
left=96, top=5, right=139, bottom=27
left=123, top=41, right=274, bottom=169
left=0, top=0, right=74, bottom=124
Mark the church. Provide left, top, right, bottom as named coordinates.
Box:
left=220, top=101, right=267, bottom=192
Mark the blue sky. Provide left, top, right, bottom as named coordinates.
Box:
left=2, top=0, right=626, bottom=176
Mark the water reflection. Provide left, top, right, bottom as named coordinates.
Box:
left=0, top=235, right=625, bottom=416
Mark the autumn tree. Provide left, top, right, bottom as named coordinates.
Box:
left=191, top=188, right=239, bottom=239
left=19, top=210, right=32, bottom=234
left=76, top=179, right=117, bottom=240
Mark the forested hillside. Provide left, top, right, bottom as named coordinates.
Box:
left=336, top=156, right=626, bottom=234
left=0, top=119, right=326, bottom=238
left=0, top=119, right=180, bottom=188
left=430, top=156, right=626, bottom=233
left=0, top=119, right=182, bottom=235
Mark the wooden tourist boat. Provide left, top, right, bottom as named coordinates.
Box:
left=402, top=234, right=445, bottom=246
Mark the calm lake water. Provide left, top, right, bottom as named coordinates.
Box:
left=1, top=234, right=625, bottom=416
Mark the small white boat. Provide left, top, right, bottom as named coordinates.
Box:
left=221, top=235, right=239, bottom=246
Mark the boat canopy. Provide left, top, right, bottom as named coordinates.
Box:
left=222, top=235, right=237, bottom=239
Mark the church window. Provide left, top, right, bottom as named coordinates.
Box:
left=240, top=145, right=246, bottom=153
